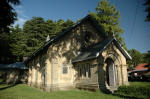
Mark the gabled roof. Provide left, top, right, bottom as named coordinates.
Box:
left=72, top=38, right=132, bottom=63
left=134, top=63, right=150, bottom=71
left=24, top=14, right=107, bottom=63
left=0, top=62, right=28, bottom=70
left=128, top=63, right=150, bottom=73
left=24, top=14, right=132, bottom=64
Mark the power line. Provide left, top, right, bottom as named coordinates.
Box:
left=129, top=0, right=139, bottom=43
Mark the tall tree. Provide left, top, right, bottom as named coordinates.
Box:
left=22, top=17, right=74, bottom=56
left=0, top=32, right=10, bottom=63
left=0, top=0, right=20, bottom=33
left=143, top=51, right=150, bottom=63
left=46, top=19, right=58, bottom=37
left=90, top=0, right=125, bottom=48
left=145, top=0, right=150, bottom=21
left=127, top=49, right=144, bottom=69
left=9, top=25, right=27, bottom=62
left=23, top=17, right=49, bottom=56
left=61, top=19, right=74, bottom=31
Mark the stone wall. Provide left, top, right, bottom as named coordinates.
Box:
left=100, top=42, right=129, bottom=91
left=71, top=41, right=129, bottom=92
left=27, top=20, right=104, bottom=91
left=1, top=69, right=28, bottom=84
left=45, top=20, right=104, bottom=91
left=74, top=59, right=99, bottom=90
left=27, top=51, right=48, bottom=89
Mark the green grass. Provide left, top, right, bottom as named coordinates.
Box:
left=115, top=82, right=150, bottom=99
left=130, top=81, right=150, bottom=87
left=0, top=84, right=122, bottom=99
left=1, top=80, right=150, bottom=99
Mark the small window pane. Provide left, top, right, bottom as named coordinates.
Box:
left=78, top=67, right=82, bottom=77
left=63, top=67, right=68, bottom=74
left=62, top=63, right=68, bottom=74
left=88, top=64, right=91, bottom=78
left=83, top=65, right=86, bottom=77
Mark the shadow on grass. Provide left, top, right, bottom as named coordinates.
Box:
left=0, top=84, right=18, bottom=90
left=112, top=93, right=144, bottom=99
left=0, top=78, right=18, bottom=91
left=0, top=78, right=6, bottom=84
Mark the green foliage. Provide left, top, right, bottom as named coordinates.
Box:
left=127, top=49, right=144, bottom=69
left=9, top=25, right=27, bottom=61
left=23, top=17, right=48, bottom=56
left=115, top=82, right=150, bottom=99
left=0, top=0, right=20, bottom=33
left=143, top=50, right=150, bottom=63
left=23, top=17, right=74, bottom=56
left=0, top=14, right=74, bottom=63
left=145, top=0, right=150, bottom=21
left=90, top=0, right=126, bottom=48
left=0, top=32, right=10, bottom=63
left=61, top=19, right=74, bottom=31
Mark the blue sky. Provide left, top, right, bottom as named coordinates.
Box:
left=14, top=0, right=150, bottom=53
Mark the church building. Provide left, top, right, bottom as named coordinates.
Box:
left=25, top=15, right=131, bottom=92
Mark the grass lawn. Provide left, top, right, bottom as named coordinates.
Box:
left=130, top=81, right=150, bottom=87
left=0, top=80, right=150, bottom=99
left=0, top=84, right=122, bottom=99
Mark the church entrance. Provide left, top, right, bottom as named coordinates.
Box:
left=106, top=58, right=116, bottom=87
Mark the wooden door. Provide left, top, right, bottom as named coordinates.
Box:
left=106, top=59, right=116, bottom=86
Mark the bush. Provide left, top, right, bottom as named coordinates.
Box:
left=117, top=86, right=150, bottom=95
left=115, top=84, right=150, bottom=99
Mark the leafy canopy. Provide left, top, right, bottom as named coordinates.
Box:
left=23, top=17, right=74, bottom=56
left=127, top=49, right=144, bottom=69
left=145, top=0, right=150, bottom=22
left=89, top=0, right=125, bottom=48
left=0, top=0, right=20, bottom=33
left=143, top=51, right=150, bottom=63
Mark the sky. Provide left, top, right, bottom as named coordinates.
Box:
left=14, top=0, right=150, bottom=53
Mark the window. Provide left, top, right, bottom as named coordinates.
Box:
left=78, top=64, right=91, bottom=78
left=62, top=63, right=68, bottom=74
left=87, top=64, right=91, bottom=78
left=78, top=67, right=82, bottom=77
left=83, top=65, right=86, bottom=77
left=84, top=31, right=92, bottom=43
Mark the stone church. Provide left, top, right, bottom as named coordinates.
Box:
left=25, top=15, right=131, bottom=92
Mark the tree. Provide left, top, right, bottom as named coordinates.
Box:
left=23, top=17, right=49, bottom=56
left=0, top=0, right=20, bottom=33
left=144, top=0, right=150, bottom=21
left=61, top=19, right=74, bottom=31
left=127, top=49, right=144, bottom=69
left=143, top=51, right=150, bottom=63
left=46, top=19, right=58, bottom=37
left=22, top=17, right=74, bottom=56
left=9, top=25, right=27, bottom=62
left=0, top=32, right=10, bottom=63
left=90, top=0, right=125, bottom=48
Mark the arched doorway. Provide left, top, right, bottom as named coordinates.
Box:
left=106, top=58, right=116, bottom=87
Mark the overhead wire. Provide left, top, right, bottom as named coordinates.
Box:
left=129, top=0, right=139, bottom=43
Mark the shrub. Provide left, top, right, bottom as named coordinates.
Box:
left=115, top=84, right=150, bottom=98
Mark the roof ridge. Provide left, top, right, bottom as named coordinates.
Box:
left=24, top=14, right=107, bottom=63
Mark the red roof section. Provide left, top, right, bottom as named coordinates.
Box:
left=134, top=63, right=149, bottom=71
